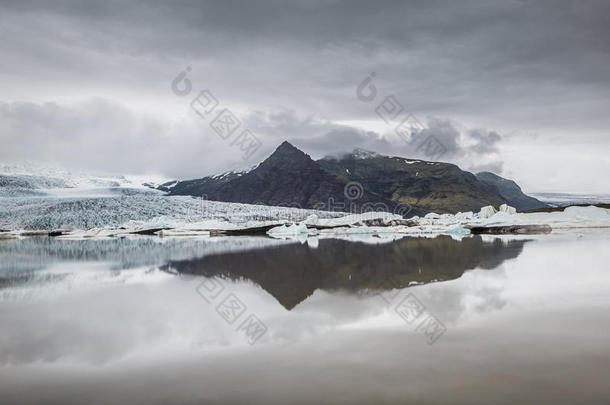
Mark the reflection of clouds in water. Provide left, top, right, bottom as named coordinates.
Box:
left=0, top=278, right=185, bottom=364
left=0, top=277, right=262, bottom=364
left=417, top=267, right=509, bottom=325
left=0, top=275, right=425, bottom=364
left=296, top=290, right=384, bottom=323
left=296, top=266, right=511, bottom=330
left=1, top=276, right=361, bottom=365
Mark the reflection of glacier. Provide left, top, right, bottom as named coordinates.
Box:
left=163, top=235, right=530, bottom=310
left=0, top=237, right=291, bottom=274
left=0, top=236, right=293, bottom=298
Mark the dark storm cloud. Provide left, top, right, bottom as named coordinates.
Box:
left=467, top=129, right=502, bottom=155
left=3, top=0, right=609, bottom=114
left=244, top=109, right=505, bottom=168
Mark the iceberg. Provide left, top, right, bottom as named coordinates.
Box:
left=267, top=222, right=309, bottom=238
left=499, top=204, right=517, bottom=215
left=478, top=205, right=497, bottom=219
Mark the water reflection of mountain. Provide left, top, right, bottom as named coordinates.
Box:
left=163, top=236, right=529, bottom=310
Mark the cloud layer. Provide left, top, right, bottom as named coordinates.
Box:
left=1, top=0, right=609, bottom=191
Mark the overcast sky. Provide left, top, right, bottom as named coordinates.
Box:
left=1, top=0, right=609, bottom=193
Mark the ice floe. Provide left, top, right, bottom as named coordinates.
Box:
left=265, top=205, right=610, bottom=242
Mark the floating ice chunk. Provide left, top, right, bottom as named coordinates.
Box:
left=424, top=212, right=441, bottom=219
left=446, top=225, right=470, bottom=239
left=438, top=213, right=456, bottom=224
left=455, top=211, right=474, bottom=221
left=302, top=214, right=319, bottom=226
left=499, top=204, right=517, bottom=215
left=478, top=205, right=497, bottom=219
left=315, top=212, right=403, bottom=227
left=267, top=222, right=308, bottom=238
left=155, top=229, right=211, bottom=237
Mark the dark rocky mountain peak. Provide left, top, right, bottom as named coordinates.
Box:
left=276, top=140, right=301, bottom=153
left=163, top=141, right=540, bottom=216
left=208, top=141, right=402, bottom=213
left=258, top=141, right=312, bottom=169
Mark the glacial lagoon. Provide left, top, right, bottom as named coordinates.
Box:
left=1, top=232, right=609, bottom=404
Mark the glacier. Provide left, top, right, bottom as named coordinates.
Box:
left=2, top=164, right=610, bottom=241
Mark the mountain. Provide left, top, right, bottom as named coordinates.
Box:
left=203, top=141, right=406, bottom=214
left=317, top=149, right=507, bottom=214
left=475, top=172, right=548, bottom=211
left=163, top=142, right=541, bottom=216
left=159, top=171, right=245, bottom=196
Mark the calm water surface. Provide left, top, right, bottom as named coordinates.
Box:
left=0, top=233, right=609, bottom=404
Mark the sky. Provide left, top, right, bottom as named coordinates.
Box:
left=0, top=0, right=609, bottom=193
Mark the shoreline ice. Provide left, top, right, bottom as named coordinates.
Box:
left=1, top=203, right=609, bottom=242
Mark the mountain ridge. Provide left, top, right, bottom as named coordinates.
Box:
left=317, top=150, right=508, bottom=213
left=164, top=141, right=543, bottom=215
left=475, top=171, right=548, bottom=210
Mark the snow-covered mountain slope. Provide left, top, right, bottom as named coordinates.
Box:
left=160, top=170, right=248, bottom=194
left=0, top=163, right=168, bottom=192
